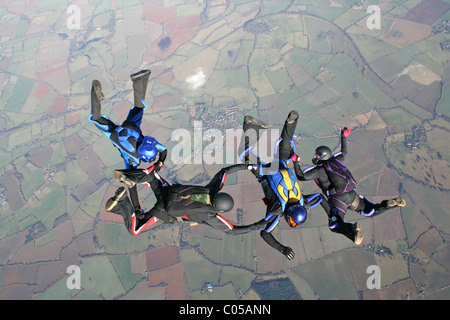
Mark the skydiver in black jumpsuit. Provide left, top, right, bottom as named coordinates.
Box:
left=106, top=164, right=266, bottom=235
left=295, top=127, right=406, bottom=244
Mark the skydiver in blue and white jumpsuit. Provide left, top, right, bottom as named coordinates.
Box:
left=89, top=70, right=167, bottom=210
left=241, top=110, right=331, bottom=260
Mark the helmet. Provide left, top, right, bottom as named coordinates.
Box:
left=138, top=136, right=158, bottom=162
left=285, top=204, right=307, bottom=228
left=312, top=145, right=332, bottom=164
left=213, top=193, right=234, bottom=212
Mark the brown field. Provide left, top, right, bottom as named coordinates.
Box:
left=382, top=19, right=431, bottom=49
left=404, top=0, right=450, bottom=25
left=35, top=261, right=61, bottom=293
left=146, top=246, right=180, bottom=272
left=148, top=263, right=188, bottom=299
left=144, top=15, right=201, bottom=63
left=63, top=134, right=86, bottom=155
left=409, top=81, right=442, bottom=113
left=152, top=94, right=184, bottom=113
left=32, top=83, right=50, bottom=100
left=142, top=3, right=177, bottom=24
left=76, top=148, right=105, bottom=185
left=71, top=208, right=95, bottom=237
left=362, top=278, right=417, bottom=299
left=0, top=174, right=25, bottom=211
left=71, top=179, right=98, bottom=202
left=255, top=232, right=285, bottom=274
left=371, top=197, right=406, bottom=241
left=376, top=166, right=402, bottom=196
left=46, top=95, right=67, bottom=115
left=65, top=112, right=81, bottom=126
left=1, top=264, right=39, bottom=287
left=0, top=284, right=34, bottom=299
left=27, top=145, right=53, bottom=168
left=416, top=228, right=444, bottom=257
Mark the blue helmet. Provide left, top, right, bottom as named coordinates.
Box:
left=285, top=204, right=307, bottom=228
left=138, top=136, right=158, bottom=162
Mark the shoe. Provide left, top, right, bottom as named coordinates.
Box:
left=130, top=69, right=151, bottom=82
left=113, top=170, right=136, bottom=188
left=286, top=111, right=299, bottom=124
left=105, top=187, right=127, bottom=211
left=92, top=80, right=105, bottom=101
left=353, top=222, right=363, bottom=245
left=387, top=198, right=406, bottom=208
left=244, top=115, right=268, bottom=128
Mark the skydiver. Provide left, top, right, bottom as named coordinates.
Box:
left=106, top=163, right=266, bottom=235
left=89, top=70, right=167, bottom=209
left=294, top=127, right=406, bottom=245
left=241, top=110, right=330, bottom=260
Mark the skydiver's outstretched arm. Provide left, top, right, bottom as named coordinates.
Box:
left=259, top=215, right=295, bottom=260
left=292, top=157, right=320, bottom=182
left=335, top=127, right=350, bottom=161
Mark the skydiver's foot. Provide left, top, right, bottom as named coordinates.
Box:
left=130, top=69, right=151, bottom=82
left=286, top=110, right=299, bottom=124
left=113, top=170, right=137, bottom=188
left=353, top=222, right=363, bottom=245
left=387, top=197, right=406, bottom=208
left=91, top=80, right=105, bottom=101
left=105, top=187, right=127, bottom=211
left=244, top=115, right=268, bottom=129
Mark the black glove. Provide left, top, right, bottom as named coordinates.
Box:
left=281, top=246, right=295, bottom=260
left=135, top=209, right=145, bottom=220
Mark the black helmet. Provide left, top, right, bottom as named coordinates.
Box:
left=213, top=193, right=234, bottom=212
left=312, top=145, right=332, bottom=164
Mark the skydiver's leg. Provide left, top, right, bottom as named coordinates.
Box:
left=89, top=80, right=117, bottom=133
left=105, top=188, right=137, bottom=232
left=114, top=167, right=160, bottom=188
left=278, top=110, right=299, bottom=160
left=205, top=164, right=247, bottom=192
left=130, top=69, right=151, bottom=110
left=238, top=115, right=268, bottom=165
left=355, top=196, right=406, bottom=217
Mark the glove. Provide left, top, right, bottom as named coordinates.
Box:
left=341, top=127, right=350, bottom=138
left=281, top=246, right=295, bottom=260
left=135, top=209, right=145, bottom=220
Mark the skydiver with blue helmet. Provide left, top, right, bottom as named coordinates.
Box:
left=240, top=110, right=330, bottom=260
left=294, top=127, right=406, bottom=245
left=89, top=70, right=167, bottom=209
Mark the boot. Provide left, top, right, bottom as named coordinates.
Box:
left=244, top=115, right=268, bottom=129
left=130, top=70, right=151, bottom=109
left=387, top=198, right=406, bottom=208
left=92, top=80, right=105, bottom=101
left=90, top=80, right=105, bottom=120
left=105, top=187, right=127, bottom=211
left=286, top=110, right=299, bottom=124
left=353, top=222, right=363, bottom=245
left=113, top=170, right=137, bottom=188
